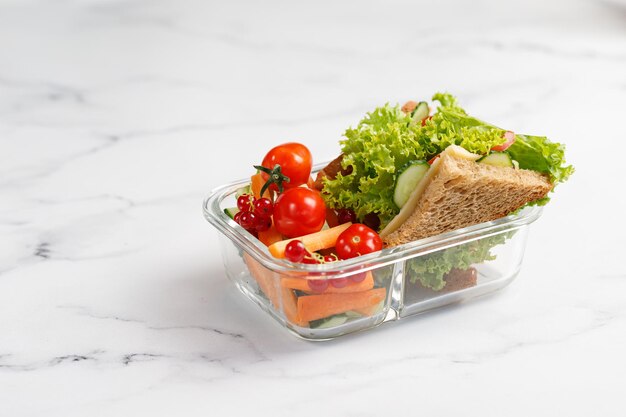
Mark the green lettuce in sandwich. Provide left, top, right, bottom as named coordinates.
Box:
left=315, top=92, right=573, bottom=290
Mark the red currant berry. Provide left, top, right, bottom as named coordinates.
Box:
left=307, top=279, right=329, bottom=293
left=330, top=278, right=348, bottom=288
left=253, top=198, right=274, bottom=219
left=233, top=211, right=243, bottom=224
left=323, top=255, right=336, bottom=263
left=285, top=240, right=306, bottom=263
left=337, top=208, right=356, bottom=224
left=237, top=194, right=256, bottom=212
left=255, top=217, right=272, bottom=232
left=350, top=272, right=367, bottom=283
left=238, top=211, right=258, bottom=230
left=302, top=255, right=321, bottom=264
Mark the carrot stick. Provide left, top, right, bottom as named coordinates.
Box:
left=280, top=272, right=374, bottom=294
left=258, top=221, right=283, bottom=246
left=353, top=301, right=383, bottom=316
left=243, top=253, right=308, bottom=326
left=243, top=253, right=280, bottom=307
left=297, top=288, right=386, bottom=323
left=281, top=287, right=308, bottom=327
left=251, top=173, right=271, bottom=199
left=268, top=223, right=352, bottom=258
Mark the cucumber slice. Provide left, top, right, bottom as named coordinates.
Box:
left=478, top=152, right=514, bottom=168
left=411, top=101, right=429, bottom=124
left=235, top=185, right=251, bottom=198
left=394, top=161, right=430, bottom=208
left=224, top=207, right=239, bottom=220
left=311, top=314, right=349, bottom=329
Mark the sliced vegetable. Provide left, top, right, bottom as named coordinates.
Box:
left=353, top=300, right=384, bottom=316
left=258, top=221, right=283, bottom=246
left=243, top=253, right=308, bottom=326
left=268, top=222, right=352, bottom=258
left=280, top=272, right=374, bottom=293
left=235, top=185, right=251, bottom=198
left=393, top=161, right=430, bottom=208
left=224, top=207, right=239, bottom=220
left=478, top=152, right=514, bottom=168
left=250, top=173, right=272, bottom=199
left=243, top=253, right=280, bottom=308
left=310, top=314, right=348, bottom=329
left=297, top=287, right=386, bottom=322
left=491, top=130, right=516, bottom=152
left=411, top=101, right=429, bottom=124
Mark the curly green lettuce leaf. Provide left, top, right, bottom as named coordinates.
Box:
left=322, top=93, right=511, bottom=228
left=507, top=134, right=574, bottom=184
left=406, top=233, right=510, bottom=291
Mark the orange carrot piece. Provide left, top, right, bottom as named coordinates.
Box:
left=353, top=301, right=383, bottom=317
left=281, top=287, right=308, bottom=327
left=280, top=272, right=374, bottom=294
left=251, top=173, right=271, bottom=199
left=297, top=287, right=386, bottom=323
left=243, top=253, right=308, bottom=326
left=258, top=221, right=283, bottom=247
left=243, top=253, right=279, bottom=307
left=268, top=223, right=352, bottom=258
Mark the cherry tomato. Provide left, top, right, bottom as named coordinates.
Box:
left=491, top=131, right=516, bottom=152
left=260, top=142, right=312, bottom=191
left=336, top=224, right=383, bottom=260
left=273, top=188, right=326, bottom=238
left=427, top=154, right=440, bottom=165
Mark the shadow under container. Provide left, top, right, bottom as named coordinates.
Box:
left=204, top=177, right=542, bottom=341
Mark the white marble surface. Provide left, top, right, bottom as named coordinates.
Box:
left=1, top=0, right=625, bottom=415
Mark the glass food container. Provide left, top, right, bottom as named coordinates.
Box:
left=203, top=168, right=542, bottom=341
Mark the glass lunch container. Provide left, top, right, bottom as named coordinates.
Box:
left=203, top=168, right=542, bottom=341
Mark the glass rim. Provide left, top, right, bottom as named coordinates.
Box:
left=203, top=164, right=543, bottom=275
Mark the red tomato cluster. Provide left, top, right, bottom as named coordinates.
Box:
left=234, top=141, right=384, bottom=269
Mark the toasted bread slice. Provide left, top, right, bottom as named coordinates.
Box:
left=381, top=145, right=552, bottom=247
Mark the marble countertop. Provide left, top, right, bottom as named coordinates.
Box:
left=2, top=0, right=625, bottom=415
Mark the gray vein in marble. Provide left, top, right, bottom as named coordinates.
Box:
left=56, top=305, right=269, bottom=362
left=33, top=242, right=51, bottom=259
left=0, top=75, right=91, bottom=116
left=0, top=135, right=119, bottom=189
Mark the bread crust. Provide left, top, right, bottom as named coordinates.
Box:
left=383, top=152, right=552, bottom=247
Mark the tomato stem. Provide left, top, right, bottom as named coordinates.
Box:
left=254, top=164, right=291, bottom=196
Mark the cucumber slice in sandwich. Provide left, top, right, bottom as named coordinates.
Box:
left=478, top=152, right=514, bottom=168
left=411, top=101, right=429, bottom=124
left=394, top=161, right=430, bottom=208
